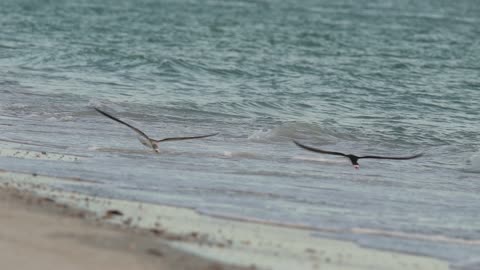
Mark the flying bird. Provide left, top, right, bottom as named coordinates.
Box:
left=95, top=108, right=218, bottom=153
left=293, top=140, right=422, bottom=169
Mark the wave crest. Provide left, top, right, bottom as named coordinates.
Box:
left=248, top=121, right=355, bottom=143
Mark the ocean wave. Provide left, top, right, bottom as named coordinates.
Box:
left=247, top=121, right=357, bottom=143
left=453, top=258, right=480, bottom=270
left=463, top=152, right=480, bottom=173
left=196, top=208, right=480, bottom=246
left=349, top=227, right=480, bottom=246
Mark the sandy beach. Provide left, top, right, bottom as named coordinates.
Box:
left=2, top=0, right=479, bottom=268
left=0, top=181, right=248, bottom=270
left=0, top=171, right=449, bottom=270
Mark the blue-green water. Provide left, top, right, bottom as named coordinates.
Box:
left=1, top=0, right=479, bottom=267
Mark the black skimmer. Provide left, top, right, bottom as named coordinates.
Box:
left=95, top=108, right=218, bottom=153
left=293, top=140, right=422, bottom=169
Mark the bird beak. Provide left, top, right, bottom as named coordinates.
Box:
left=354, top=165, right=360, bottom=170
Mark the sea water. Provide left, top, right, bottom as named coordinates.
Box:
left=0, top=0, right=479, bottom=268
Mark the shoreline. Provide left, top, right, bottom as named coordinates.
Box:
left=0, top=171, right=449, bottom=270
left=0, top=180, right=248, bottom=270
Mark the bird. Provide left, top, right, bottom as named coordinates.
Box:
left=95, top=108, right=218, bottom=153
left=293, top=140, right=422, bottom=169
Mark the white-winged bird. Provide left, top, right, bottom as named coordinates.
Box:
left=95, top=108, right=218, bottom=153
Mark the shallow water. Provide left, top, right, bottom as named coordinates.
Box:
left=1, top=0, right=479, bottom=267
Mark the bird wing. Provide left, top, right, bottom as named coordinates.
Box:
left=155, top=133, right=218, bottom=143
left=293, top=141, right=347, bottom=157
left=358, top=153, right=423, bottom=160
left=95, top=108, right=151, bottom=140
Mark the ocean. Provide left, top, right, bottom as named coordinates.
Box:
left=1, top=0, right=479, bottom=268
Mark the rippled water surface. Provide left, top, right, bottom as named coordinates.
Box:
left=1, top=0, right=479, bottom=267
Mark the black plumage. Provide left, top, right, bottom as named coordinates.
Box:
left=294, top=140, right=422, bottom=169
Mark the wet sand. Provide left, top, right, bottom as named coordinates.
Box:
left=0, top=171, right=450, bottom=270
left=0, top=183, right=247, bottom=270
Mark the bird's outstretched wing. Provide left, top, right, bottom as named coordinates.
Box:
left=358, top=153, right=423, bottom=160
left=155, top=133, right=218, bottom=143
left=95, top=108, right=151, bottom=140
left=293, top=141, right=347, bottom=157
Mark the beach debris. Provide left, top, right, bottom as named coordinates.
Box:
left=39, top=197, right=55, bottom=204
left=146, top=248, right=164, bottom=257
left=103, top=209, right=123, bottom=219
left=150, top=228, right=165, bottom=236
left=123, top=217, right=132, bottom=225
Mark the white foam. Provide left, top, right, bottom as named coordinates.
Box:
left=247, top=128, right=275, bottom=142
left=292, top=155, right=345, bottom=164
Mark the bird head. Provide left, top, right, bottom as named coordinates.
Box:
left=152, top=142, right=160, bottom=153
